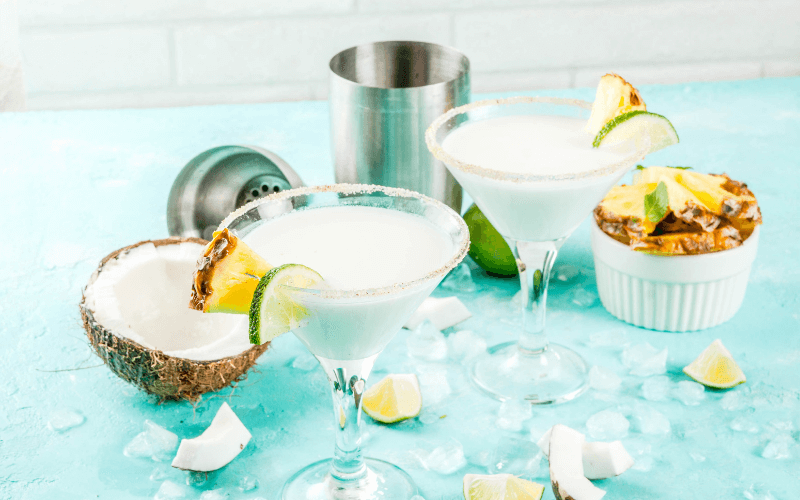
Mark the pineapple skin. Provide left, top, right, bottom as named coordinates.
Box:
left=189, top=229, right=271, bottom=314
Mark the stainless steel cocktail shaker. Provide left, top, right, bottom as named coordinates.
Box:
left=329, top=41, right=470, bottom=213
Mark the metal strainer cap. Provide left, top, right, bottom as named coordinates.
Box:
left=167, top=145, right=304, bottom=240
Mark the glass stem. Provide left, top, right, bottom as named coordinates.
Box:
left=508, top=237, right=565, bottom=353
left=319, top=356, right=377, bottom=484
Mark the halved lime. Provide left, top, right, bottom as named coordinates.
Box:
left=248, top=264, right=323, bottom=345
left=362, top=374, right=422, bottom=424
left=593, top=110, right=679, bottom=154
left=463, top=474, right=545, bottom=500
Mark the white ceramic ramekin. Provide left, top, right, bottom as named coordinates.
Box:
left=591, top=222, right=760, bottom=332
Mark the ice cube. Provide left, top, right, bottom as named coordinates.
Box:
left=761, top=435, right=794, bottom=460
left=689, top=452, right=706, bottom=462
left=496, top=399, right=532, bottom=432
left=720, top=391, right=744, bottom=411
left=417, top=370, right=452, bottom=406
left=424, top=439, right=467, bottom=474
left=586, top=410, right=630, bottom=440
left=631, top=455, right=654, bottom=472
left=554, top=264, right=580, bottom=282
left=441, top=263, right=477, bottom=292
left=47, top=409, right=85, bottom=433
left=730, top=417, right=759, bottom=433
left=589, top=366, right=622, bottom=391
left=406, top=321, right=448, bottom=361
left=199, top=489, right=229, bottom=500
left=621, top=343, right=667, bottom=376
left=149, top=467, right=169, bottom=482
left=238, top=476, right=259, bottom=492
left=632, top=405, right=671, bottom=435
left=589, top=329, right=629, bottom=349
left=185, top=471, right=207, bottom=487
left=404, top=296, right=472, bottom=331
left=673, top=381, right=706, bottom=406
left=291, top=353, right=318, bottom=371
left=488, top=436, right=541, bottom=476
left=124, top=420, right=179, bottom=462
left=153, top=480, right=188, bottom=500
left=419, top=410, right=443, bottom=425
left=769, top=420, right=794, bottom=432
left=743, top=484, right=779, bottom=500
left=570, top=287, right=598, bottom=308
left=447, top=330, right=487, bottom=362
left=641, top=376, right=671, bottom=401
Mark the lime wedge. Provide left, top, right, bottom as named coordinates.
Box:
left=683, top=339, right=746, bottom=389
left=248, top=264, right=323, bottom=345
left=362, top=374, right=422, bottom=423
left=593, top=110, right=679, bottom=154
left=463, top=474, right=545, bottom=500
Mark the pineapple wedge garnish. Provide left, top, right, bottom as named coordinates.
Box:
left=585, top=74, right=647, bottom=135
left=190, top=228, right=272, bottom=314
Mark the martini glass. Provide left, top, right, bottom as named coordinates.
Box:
left=426, top=96, right=648, bottom=404
left=219, top=184, right=469, bottom=500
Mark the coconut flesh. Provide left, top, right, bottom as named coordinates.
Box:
left=548, top=425, right=606, bottom=500
left=172, top=402, right=251, bottom=472
left=538, top=426, right=634, bottom=480
left=81, top=238, right=268, bottom=400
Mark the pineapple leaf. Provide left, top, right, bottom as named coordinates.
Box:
left=667, top=165, right=693, bottom=170
left=644, top=181, right=669, bottom=223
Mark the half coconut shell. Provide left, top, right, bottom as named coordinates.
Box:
left=80, top=237, right=269, bottom=401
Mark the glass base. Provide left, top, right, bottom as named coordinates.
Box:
left=281, top=458, right=419, bottom=500
left=470, top=342, right=589, bottom=404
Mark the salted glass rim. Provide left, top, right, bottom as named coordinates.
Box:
left=425, top=95, right=650, bottom=183
left=217, top=183, right=470, bottom=299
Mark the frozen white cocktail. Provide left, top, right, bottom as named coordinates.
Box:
left=427, top=82, right=676, bottom=403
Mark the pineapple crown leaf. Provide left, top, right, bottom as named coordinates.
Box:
left=644, top=181, right=669, bottom=223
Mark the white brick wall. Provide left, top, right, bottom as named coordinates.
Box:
left=14, top=0, right=800, bottom=110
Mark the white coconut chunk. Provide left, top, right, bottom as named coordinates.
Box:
left=171, top=403, right=251, bottom=472
left=403, top=296, right=472, bottom=330
left=83, top=242, right=250, bottom=361
left=582, top=441, right=634, bottom=479
left=549, top=425, right=606, bottom=500
left=539, top=426, right=635, bottom=480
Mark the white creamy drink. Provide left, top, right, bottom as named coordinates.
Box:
left=244, top=205, right=454, bottom=360
left=442, top=115, right=634, bottom=242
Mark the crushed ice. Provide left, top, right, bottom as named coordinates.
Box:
left=489, top=436, right=542, bottom=476
left=440, top=263, right=477, bottom=292
left=586, top=409, right=629, bottom=440
left=641, top=376, right=671, bottom=401
left=48, top=409, right=85, bottom=432
left=407, top=321, right=448, bottom=361
left=673, top=381, right=706, bottom=406
left=447, top=330, right=486, bottom=362
left=124, top=420, right=178, bottom=462
left=496, top=399, right=532, bottom=431
left=153, top=480, right=188, bottom=500
left=291, top=353, right=319, bottom=371
left=589, top=366, right=622, bottom=391
left=621, top=343, right=667, bottom=376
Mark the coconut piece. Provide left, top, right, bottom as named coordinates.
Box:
left=171, top=402, right=251, bottom=472
left=81, top=238, right=269, bottom=401
left=549, top=425, right=606, bottom=500
left=403, top=296, right=472, bottom=330
left=538, top=427, right=634, bottom=480
left=582, top=441, right=634, bottom=480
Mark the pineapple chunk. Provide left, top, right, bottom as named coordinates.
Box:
left=594, top=183, right=661, bottom=239
left=189, top=228, right=272, bottom=314
left=675, top=171, right=759, bottom=221
left=585, top=74, right=647, bottom=135
left=631, top=224, right=742, bottom=255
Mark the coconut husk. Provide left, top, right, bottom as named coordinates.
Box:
left=80, top=237, right=270, bottom=401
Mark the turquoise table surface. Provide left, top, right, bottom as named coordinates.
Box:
left=2, top=78, right=799, bottom=500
